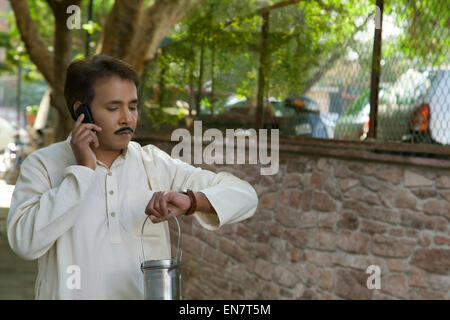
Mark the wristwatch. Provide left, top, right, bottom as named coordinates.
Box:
left=181, top=189, right=197, bottom=216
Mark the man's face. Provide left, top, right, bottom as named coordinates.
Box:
left=76, top=76, right=138, bottom=152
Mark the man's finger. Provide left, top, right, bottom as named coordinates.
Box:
left=160, top=192, right=169, bottom=217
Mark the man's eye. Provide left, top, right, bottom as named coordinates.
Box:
left=130, top=106, right=137, bottom=110
left=108, top=108, right=118, bottom=111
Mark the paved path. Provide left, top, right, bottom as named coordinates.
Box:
left=0, top=179, right=37, bottom=300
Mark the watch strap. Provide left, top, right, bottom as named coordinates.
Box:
left=183, top=189, right=197, bottom=216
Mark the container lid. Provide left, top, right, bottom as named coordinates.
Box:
left=141, top=259, right=182, bottom=270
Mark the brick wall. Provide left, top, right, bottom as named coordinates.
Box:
left=152, top=140, right=449, bottom=300
left=1, top=138, right=449, bottom=300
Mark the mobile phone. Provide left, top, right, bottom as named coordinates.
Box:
left=75, top=103, right=97, bottom=133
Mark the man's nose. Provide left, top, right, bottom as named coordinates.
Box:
left=120, top=108, right=133, bottom=124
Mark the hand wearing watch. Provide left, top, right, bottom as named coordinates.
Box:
left=181, top=189, right=197, bottom=216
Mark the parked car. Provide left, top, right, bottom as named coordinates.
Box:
left=334, top=87, right=386, bottom=141
left=225, top=95, right=337, bottom=139
left=378, top=68, right=449, bottom=145
left=334, top=68, right=450, bottom=145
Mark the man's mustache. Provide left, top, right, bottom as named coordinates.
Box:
left=114, top=127, right=133, bottom=134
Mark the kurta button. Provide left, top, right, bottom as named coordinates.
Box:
left=110, top=212, right=115, bottom=217
left=109, top=190, right=114, bottom=195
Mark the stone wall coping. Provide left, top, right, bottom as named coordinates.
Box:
left=133, top=133, right=450, bottom=171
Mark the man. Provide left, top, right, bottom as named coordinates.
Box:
left=7, top=55, right=258, bottom=299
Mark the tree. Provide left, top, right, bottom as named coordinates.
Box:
left=9, top=0, right=203, bottom=142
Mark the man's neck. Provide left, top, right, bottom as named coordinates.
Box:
left=94, top=148, right=123, bottom=169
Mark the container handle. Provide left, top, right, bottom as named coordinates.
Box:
left=140, top=210, right=182, bottom=263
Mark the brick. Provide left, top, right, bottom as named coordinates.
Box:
left=202, top=245, right=228, bottom=267
left=289, top=190, right=302, bottom=208
left=337, top=211, right=359, bottom=230
left=318, top=212, right=339, bottom=229
left=404, top=170, right=433, bottom=187
left=387, top=259, right=405, bottom=272
left=273, top=265, right=298, bottom=288
left=252, top=259, right=273, bottom=281
left=334, top=165, right=359, bottom=179
left=378, top=188, right=397, bottom=208
left=408, top=266, right=427, bottom=288
left=349, top=256, right=389, bottom=274
left=305, top=251, right=334, bottom=267
left=258, top=192, right=276, bottom=210
left=275, top=206, right=301, bottom=228
left=418, top=236, right=431, bottom=247
left=316, top=158, right=327, bottom=170
left=319, top=269, right=334, bottom=290
left=400, top=210, right=442, bottom=230
left=434, top=235, right=450, bottom=246
left=337, top=231, right=370, bottom=254
left=219, top=238, right=248, bottom=263
left=410, top=248, right=450, bottom=275
left=342, top=200, right=370, bottom=215
left=370, top=207, right=401, bottom=225
left=279, top=288, right=294, bottom=299
left=388, top=228, right=404, bottom=237
left=423, top=199, right=450, bottom=219
left=278, top=189, right=291, bottom=205
left=300, top=189, right=314, bottom=211
left=381, top=274, right=408, bottom=299
left=428, top=274, right=450, bottom=292
left=395, top=190, right=417, bottom=210
left=411, top=188, right=437, bottom=199
left=375, top=169, right=402, bottom=184
left=299, top=211, right=317, bottom=228
left=268, top=223, right=283, bottom=237
left=259, top=281, right=279, bottom=299
left=346, top=187, right=380, bottom=206
left=335, top=269, right=373, bottom=300
left=339, top=179, right=359, bottom=192
left=312, top=191, right=337, bottom=212
left=360, top=220, right=387, bottom=235
left=300, top=289, right=319, bottom=300
left=324, top=178, right=341, bottom=199
left=436, top=176, right=450, bottom=188
left=183, top=234, right=204, bottom=255
left=284, top=229, right=308, bottom=248
left=294, top=283, right=306, bottom=299
left=409, top=288, right=446, bottom=300
left=308, top=230, right=337, bottom=251
left=287, top=160, right=306, bottom=173
left=440, top=190, right=450, bottom=202
left=372, top=235, right=416, bottom=258
left=310, top=172, right=322, bottom=189
left=360, top=175, right=381, bottom=191
left=304, top=262, right=321, bottom=285
left=196, top=227, right=218, bottom=248
left=283, top=173, right=302, bottom=187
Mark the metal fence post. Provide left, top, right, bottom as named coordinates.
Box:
left=368, top=0, right=383, bottom=139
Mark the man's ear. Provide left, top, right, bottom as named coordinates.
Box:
left=73, top=101, right=83, bottom=117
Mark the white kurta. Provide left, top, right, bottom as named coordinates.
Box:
left=6, top=133, right=258, bottom=299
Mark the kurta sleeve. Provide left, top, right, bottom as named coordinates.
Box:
left=7, top=153, right=96, bottom=260
left=141, top=144, right=259, bottom=231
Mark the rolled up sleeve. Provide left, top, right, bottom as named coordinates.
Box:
left=142, top=145, right=259, bottom=231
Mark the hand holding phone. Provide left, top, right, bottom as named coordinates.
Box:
left=74, top=103, right=97, bottom=133
left=71, top=104, right=102, bottom=170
